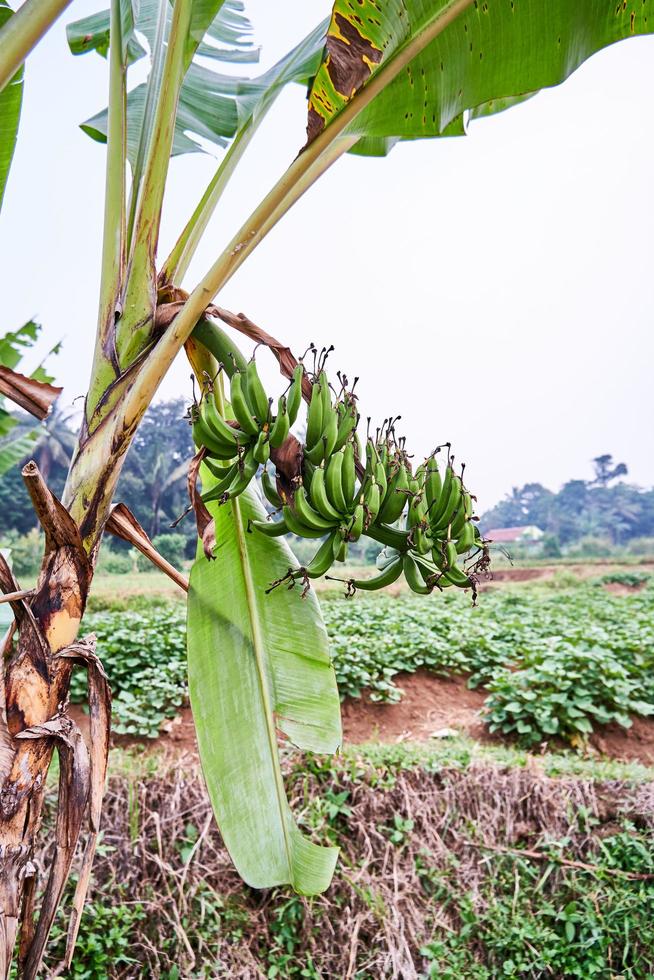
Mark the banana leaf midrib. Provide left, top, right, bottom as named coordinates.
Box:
left=230, top=492, right=295, bottom=876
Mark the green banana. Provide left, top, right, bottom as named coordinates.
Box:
left=292, top=485, right=339, bottom=532
left=309, top=465, right=342, bottom=522
left=449, top=494, right=470, bottom=539
left=431, top=475, right=463, bottom=535
left=200, top=461, right=240, bottom=502
left=374, top=461, right=388, bottom=500
left=430, top=462, right=454, bottom=525
left=253, top=430, right=270, bottom=465
left=402, top=553, right=433, bottom=595
left=334, top=402, right=357, bottom=452
left=443, top=539, right=458, bottom=569
left=249, top=517, right=289, bottom=537
left=377, top=462, right=409, bottom=525
left=303, top=532, right=339, bottom=579
left=203, top=456, right=238, bottom=480
left=282, top=505, right=327, bottom=539
left=342, top=442, right=356, bottom=506
left=220, top=450, right=258, bottom=502
left=326, top=450, right=348, bottom=514
left=305, top=381, right=324, bottom=450
left=245, top=359, right=270, bottom=421
left=322, top=407, right=339, bottom=459
left=192, top=407, right=236, bottom=459
left=230, top=372, right=259, bottom=436
left=269, top=395, right=290, bottom=448
left=412, top=524, right=432, bottom=556
left=363, top=480, right=381, bottom=527
left=345, top=558, right=402, bottom=593
left=425, top=459, right=442, bottom=510
left=261, top=469, right=282, bottom=508
left=365, top=522, right=410, bottom=552
left=203, top=391, right=247, bottom=446
left=304, top=435, right=328, bottom=466
left=286, top=365, right=304, bottom=426
left=347, top=501, right=365, bottom=542
left=456, top=520, right=475, bottom=554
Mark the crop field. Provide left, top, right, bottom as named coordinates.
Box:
left=80, top=573, right=654, bottom=749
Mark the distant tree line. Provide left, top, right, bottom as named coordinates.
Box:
left=0, top=399, right=197, bottom=555
left=2, top=416, right=652, bottom=565
left=480, top=455, right=654, bottom=552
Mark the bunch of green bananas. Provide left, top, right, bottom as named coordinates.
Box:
left=252, top=373, right=367, bottom=583
left=191, top=359, right=304, bottom=504
left=249, top=376, right=488, bottom=599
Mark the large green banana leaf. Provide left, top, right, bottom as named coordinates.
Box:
left=307, top=0, right=654, bottom=152
left=0, top=0, right=24, bottom=213
left=187, top=476, right=341, bottom=894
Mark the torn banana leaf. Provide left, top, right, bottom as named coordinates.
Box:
left=187, top=476, right=341, bottom=895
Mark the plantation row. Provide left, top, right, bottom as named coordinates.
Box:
left=77, top=581, right=654, bottom=746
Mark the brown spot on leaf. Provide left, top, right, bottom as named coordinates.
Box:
left=326, top=13, right=382, bottom=97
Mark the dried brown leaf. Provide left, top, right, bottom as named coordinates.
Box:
left=188, top=448, right=216, bottom=560
left=17, top=715, right=90, bottom=980
left=106, top=504, right=188, bottom=592
left=0, top=366, right=62, bottom=420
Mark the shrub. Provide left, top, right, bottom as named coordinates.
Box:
left=0, top=529, right=43, bottom=579
left=484, top=644, right=654, bottom=746
left=137, top=532, right=187, bottom=571
left=598, top=571, right=650, bottom=589
left=95, top=546, right=134, bottom=575
left=567, top=536, right=615, bottom=558
left=540, top=533, right=562, bottom=559
left=626, top=536, right=654, bottom=557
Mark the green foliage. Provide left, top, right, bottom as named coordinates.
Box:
left=627, top=536, right=654, bottom=556
left=481, top=458, right=654, bottom=549
left=95, top=544, right=134, bottom=576
left=47, top=898, right=146, bottom=978
left=0, top=529, right=44, bottom=579
left=74, top=610, right=187, bottom=738
left=421, top=825, right=654, bottom=979
left=484, top=645, right=654, bottom=746
left=540, top=533, right=562, bottom=558
left=78, top=585, right=654, bottom=745
left=138, top=532, right=187, bottom=570
left=597, top=570, right=651, bottom=588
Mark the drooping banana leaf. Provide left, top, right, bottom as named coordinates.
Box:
left=0, top=0, right=24, bottom=213
left=73, top=6, right=327, bottom=164
left=0, top=428, right=37, bottom=476
left=306, top=0, right=654, bottom=153
left=187, top=475, right=341, bottom=894
left=69, top=0, right=261, bottom=162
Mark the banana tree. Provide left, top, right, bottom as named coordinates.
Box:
left=0, top=0, right=651, bottom=974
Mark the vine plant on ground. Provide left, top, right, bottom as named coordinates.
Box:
left=0, top=0, right=651, bottom=974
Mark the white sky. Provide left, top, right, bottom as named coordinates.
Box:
left=1, top=1, right=653, bottom=511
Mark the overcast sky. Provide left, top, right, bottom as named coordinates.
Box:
left=1, top=1, right=652, bottom=511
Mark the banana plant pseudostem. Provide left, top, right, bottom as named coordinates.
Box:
left=0, top=0, right=651, bottom=973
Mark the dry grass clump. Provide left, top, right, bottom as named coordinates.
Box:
left=34, top=754, right=654, bottom=978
